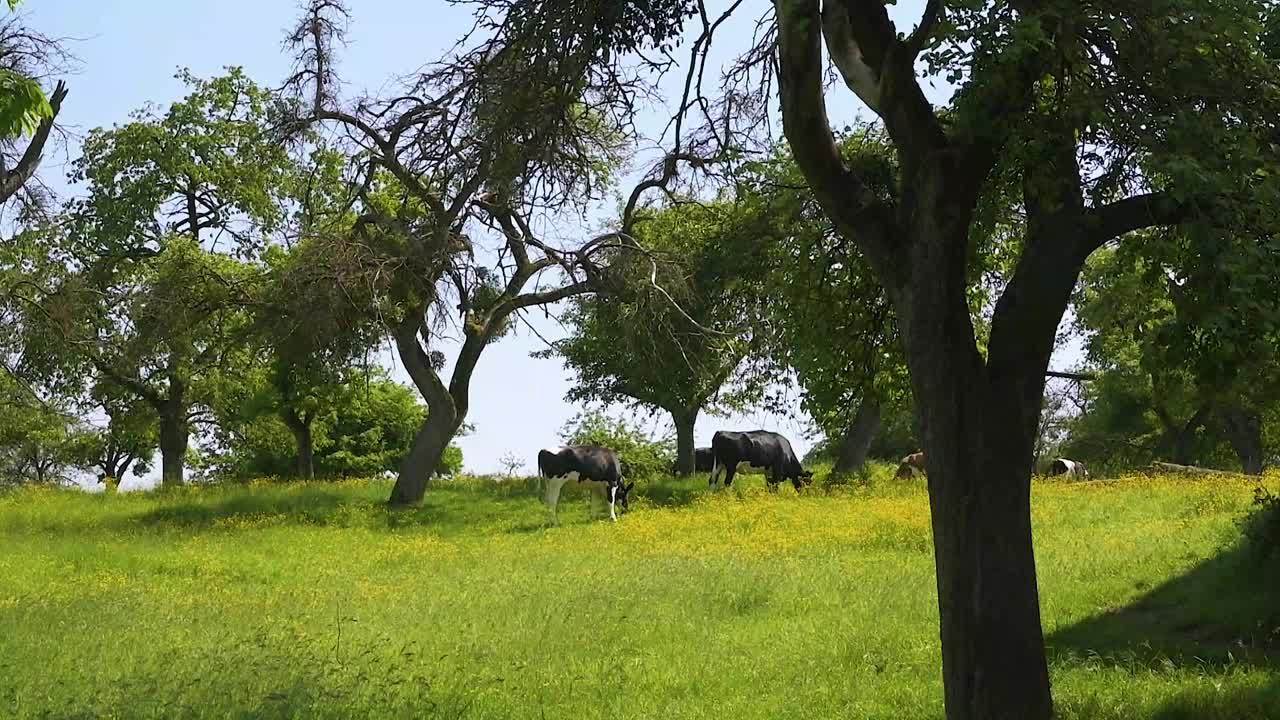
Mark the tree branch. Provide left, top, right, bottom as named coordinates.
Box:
left=775, top=0, right=903, bottom=287
left=1082, top=192, right=1191, bottom=254
left=905, top=0, right=944, bottom=60
left=0, top=80, right=67, bottom=203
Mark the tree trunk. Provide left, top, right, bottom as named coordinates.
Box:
left=832, top=397, right=882, bottom=476
left=390, top=403, right=460, bottom=506
left=1222, top=404, right=1264, bottom=475
left=672, top=407, right=699, bottom=475
left=1157, top=403, right=1210, bottom=467
left=907, top=321, right=1054, bottom=720
left=283, top=409, right=315, bottom=480
left=389, top=310, right=479, bottom=507
left=158, top=413, right=188, bottom=486
left=1151, top=461, right=1237, bottom=476
left=895, top=169, right=1064, bottom=720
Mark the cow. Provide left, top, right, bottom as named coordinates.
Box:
left=537, top=446, right=634, bottom=524
left=1049, top=458, right=1089, bottom=480
left=896, top=451, right=926, bottom=478
left=708, top=430, right=813, bottom=491
left=670, top=447, right=717, bottom=475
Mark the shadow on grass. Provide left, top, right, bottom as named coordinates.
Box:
left=1048, top=542, right=1280, bottom=671
left=1148, top=678, right=1280, bottom=720
left=119, top=474, right=726, bottom=536
left=135, top=487, right=353, bottom=529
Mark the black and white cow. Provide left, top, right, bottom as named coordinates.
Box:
left=709, top=430, right=813, bottom=491
left=537, top=445, right=634, bottom=523
left=1049, top=457, right=1089, bottom=480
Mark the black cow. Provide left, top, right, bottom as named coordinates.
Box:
left=709, top=430, right=813, bottom=491
left=670, top=447, right=717, bottom=475
left=537, top=445, right=634, bottom=523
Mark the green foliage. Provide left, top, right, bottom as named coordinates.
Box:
left=207, top=369, right=461, bottom=481
left=0, top=385, right=88, bottom=486
left=544, top=200, right=767, bottom=423
left=557, top=410, right=672, bottom=478
left=0, top=474, right=1276, bottom=718
left=1068, top=241, right=1280, bottom=471
left=1239, top=485, right=1280, bottom=571
left=735, top=132, right=909, bottom=441
left=0, top=67, right=50, bottom=138
left=68, top=68, right=292, bottom=258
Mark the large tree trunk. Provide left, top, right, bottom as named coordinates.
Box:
left=283, top=409, right=315, bottom=480
left=904, top=275, right=1055, bottom=720
left=158, top=412, right=188, bottom=486
left=390, top=402, right=461, bottom=505
left=389, top=313, right=472, bottom=506
left=1156, top=403, right=1210, bottom=467
left=672, top=407, right=699, bottom=475
left=892, top=151, right=1083, bottom=718
left=1222, top=403, right=1264, bottom=475
left=832, top=397, right=882, bottom=476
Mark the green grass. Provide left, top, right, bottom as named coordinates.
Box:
left=1, top=467, right=1277, bottom=719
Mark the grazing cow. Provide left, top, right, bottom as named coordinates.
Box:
left=896, top=452, right=926, bottom=478
left=537, top=446, right=633, bottom=523
left=709, top=430, right=813, bottom=491
left=1049, top=458, right=1089, bottom=480
left=670, top=447, right=718, bottom=475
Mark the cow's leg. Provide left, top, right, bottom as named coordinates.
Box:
left=544, top=476, right=569, bottom=525
left=709, top=456, right=721, bottom=488
left=607, top=484, right=618, bottom=522
left=723, top=462, right=738, bottom=488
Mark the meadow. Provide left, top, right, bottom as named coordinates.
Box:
left=1, top=467, right=1277, bottom=719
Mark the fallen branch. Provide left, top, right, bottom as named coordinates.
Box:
left=1150, top=461, right=1240, bottom=477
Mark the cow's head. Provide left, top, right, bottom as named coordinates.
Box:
left=612, top=481, right=636, bottom=512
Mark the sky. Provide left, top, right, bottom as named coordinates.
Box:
left=23, top=0, right=1082, bottom=480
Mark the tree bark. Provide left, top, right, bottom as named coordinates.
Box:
left=282, top=409, right=315, bottom=480
left=902, top=217, right=1058, bottom=720
left=391, top=403, right=462, bottom=505
left=672, top=407, right=699, bottom=475
left=388, top=311, right=471, bottom=506
left=1151, top=461, right=1237, bottom=476
left=1221, top=404, right=1264, bottom=476
left=1156, top=403, right=1210, bottom=466
left=158, top=412, right=188, bottom=486
left=832, top=397, right=882, bottom=476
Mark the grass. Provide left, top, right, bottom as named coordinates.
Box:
left=1, top=466, right=1277, bottom=719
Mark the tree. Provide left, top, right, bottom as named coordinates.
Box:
left=1072, top=240, right=1280, bottom=473
left=206, top=367, right=462, bottom=480
left=735, top=133, right=912, bottom=476
left=0, top=8, right=70, bottom=208
left=543, top=200, right=769, bottom=475
left=19, top=237, right=261, bottom=485
left=0, top=373, right=88, bottom=485
left=632, top=0, right=1280, bottom=715
left=81, top=381, right=156, bottom=483
left=67, top=68, right=291, bottom=259
left=14, top=69, right=297, bottom=486
left=251, top=210, right=383, bottom=480
left=280, top=0, right=715, bottom=505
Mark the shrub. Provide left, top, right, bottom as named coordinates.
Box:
left=557, top=410, right=672, bottom=478
left=1240, top=485, right=1280, bottom=570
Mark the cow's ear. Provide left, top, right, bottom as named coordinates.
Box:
left=625, top=481, right=635, bottom=491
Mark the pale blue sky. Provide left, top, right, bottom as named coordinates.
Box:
left=25, top=1, right=1079, bottom=478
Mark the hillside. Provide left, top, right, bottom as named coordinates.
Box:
left=1, top=470, right=1277, bottom=719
